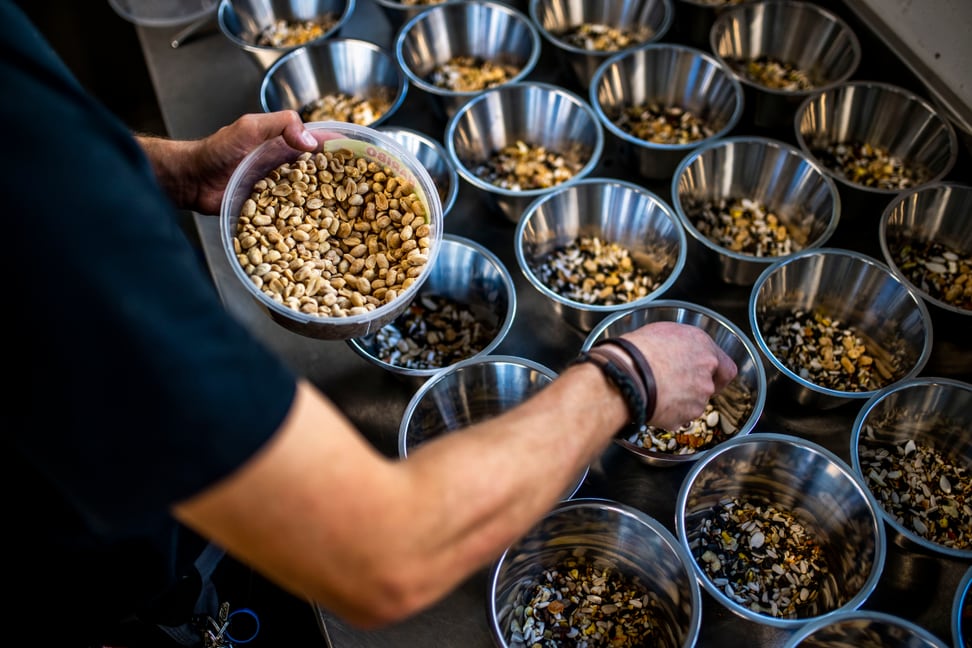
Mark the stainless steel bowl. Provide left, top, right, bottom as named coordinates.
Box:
left=879, top=182, right=972, bottom=320
left=590, top=42, right=745, bottom=179
left=489, top=497, right=702, bottom=648
left=394, top=0, right=542, bottom=120
left=217, top=0, right=356, bottom=70
left=528, top=0, right=674, bottom=89
left=670, top=0, right=755, bottom=49
left=710, top=0, right=861, bottom=130
left=260, top=38, right=407, bottom=128
left=676, top=432, right=887, bottom=629
left=850, top=377, right=972, bottom=561
left=377, top=125, right=460, bottom=218
left=782, top=610, right=950, bottom=648
left=582, top=299, right=767, bottom=467
left=748, top=248, right=934, bottom=409
left=794, top=81, right=959, bottom=219
left=671, top=135, right=841, bottom=286
left=954, top=567, right=972, bottom=648
left=347, top=234, right=517, bottom=382
left=514, top=178, right=685, bottom=332
left=446, top=81, right=604, bottom=223
left=398, top=354, right=588, bottom=500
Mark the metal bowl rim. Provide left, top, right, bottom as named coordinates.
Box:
left=792, top=80, right=960, bottom=196
left=877, top=180, right=972, bottom=318
left=217, top=0, right=357, bottom=53
left=849, top=376, right=972, bottom=560
left=445, top=82, right=606, bottom=197
left=670, top=134, right=843, bottom=264
left=747, top=247, right=935, bottom=401
left=527, top=0, right=676, bottom=57
left=953, top=566, right=972, bottom=648
left=708, top=0, right=862, bottom=98
left=781, top=609, right=951, bottom=648
left=589, top=42, right=746, bottom=152
left=394, top=0, right=543, bottom=98
left=675, top=431, right=888, bottom=629
left=513, top=178, right=688, bottom=311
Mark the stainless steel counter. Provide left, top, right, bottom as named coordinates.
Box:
left=134, top=2, right=971, bottom=646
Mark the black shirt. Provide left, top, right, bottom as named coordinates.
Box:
left=1, top=1, right=297, bottom=642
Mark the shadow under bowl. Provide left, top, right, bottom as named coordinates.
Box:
left=347, top=234, right=517, bottom=383
left=879, top=181, right=972, bottom=321
left=710, top=0, right=861, bottom=130
left=446, top=81, right=605, bottom=223
left=748, top=247, right=934, bottom=409
left=514, top=178, right=685, bottom=332
left=671, top=135, right=841, bottom=286
left=377, top=126, right=460, bottom=218
left=590, top=42, right=745, bottom=179
left=260, top=37, right=407, bottom=128
left=582, top=299, right=767, bottom=466
left=218, top=0, right=356, bottom=70
left=676, top=432, right=887, bottom=629
left=394, top=0, right=542, bottom=120
left=489, top=497, right=702, bottom=648
left=850, top=376, right=972, bottom=561
left=529, top=0, right=674, bottom=89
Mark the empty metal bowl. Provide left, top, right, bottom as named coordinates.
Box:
left=710, top=0, right=861, bottom=130
left=347, top=234, right=517, bottom=382
left=217, top=0, right=356, bottom=70
left=489, top=497, right=702, bottom=648
left=954, top=567, right=972, bottom=648
left=794, top=81, right=959, bottom=216
left=219, top=121, right=444, bottom=339
left=879, top=182, right=972, bottom=320
left=676, top=432, right=887, bottom=629
left=528, top=0, right=674, bottom=89
left=782, top=610, right=950, bottom=648
left=394, top=0, right=542, bottom=120
left=514, top=178, right=685, bottom=332
left=748, top=248, right=934, bottom=409
left=398, top=354, right=588, bottom=500
left=260, top=37, right=407, bottom=128
left=850, top=377, right=972, bottom=560
left=581, top=299, right=767, bottom=467
left=377, top=125, right=460, bottom=218
left=446, top=82, right=604, bottom=223
left=671, top=135, right=841, bottom=286
left=590, top=42, right=745, bottom=179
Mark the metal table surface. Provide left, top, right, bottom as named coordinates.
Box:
left=133, top=1, right=972, bottom=646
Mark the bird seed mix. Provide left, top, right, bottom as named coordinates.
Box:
left=686, top=196, right=802, bottom=257
left=299, top=92, right=394, bottom=126
left=727, top=55, right=816, bottom=92
left=428, top=55, right=521, bottom=92
left=810, top=141, right=929, bottom=190
left=611, top=103, right=714, bottom=145
left=890, top=238, right=972, bottom=311
left=255, top=16, right=338, bottom=48
left=555, top=23, right=654, bottom=52
left=472, top=140, right=584, bottom=191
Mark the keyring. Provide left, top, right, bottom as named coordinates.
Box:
left=224, top=608, right=260, bottom=644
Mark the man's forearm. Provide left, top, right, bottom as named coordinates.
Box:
left=136, top=134, right=199, bottom=210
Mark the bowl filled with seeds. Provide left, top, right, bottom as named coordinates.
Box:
left=514, top=178, right=686, bottom=332
left=398, top=354, right=589, bottom=499
left=219, top=120, right=444, bottom=340
left=346, top=234, right=517, bottom=380
left=794, top=81, right=958, bottom=218
left=709, top=0, right=861, bottom=130
left=582, top=299, right=767, bottom=467
left=748, top=247, right=934, bottom=410
left=377, top=126, right=460, bottom=218
left=446, top=82, right=605, bottom=224
left=781, top=610, right=950, bottom=648
left=589, top=42, right=745, bottom=180
left=217, top=0, right=356, bottom=70
left=676, top=432, right=887, bottom=629
left=879, top=182, right=972, bottom=321
left=850, top=377, right=972, bottom=561
left=489, top=497, right=703, bottom=648
left=671, top=135, right=841, bottom=286
left=260, top=37, right=408, bottom=129
left=394, top=0, right=542, bottom=120
left=528, top=0, right=674, bottom=90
